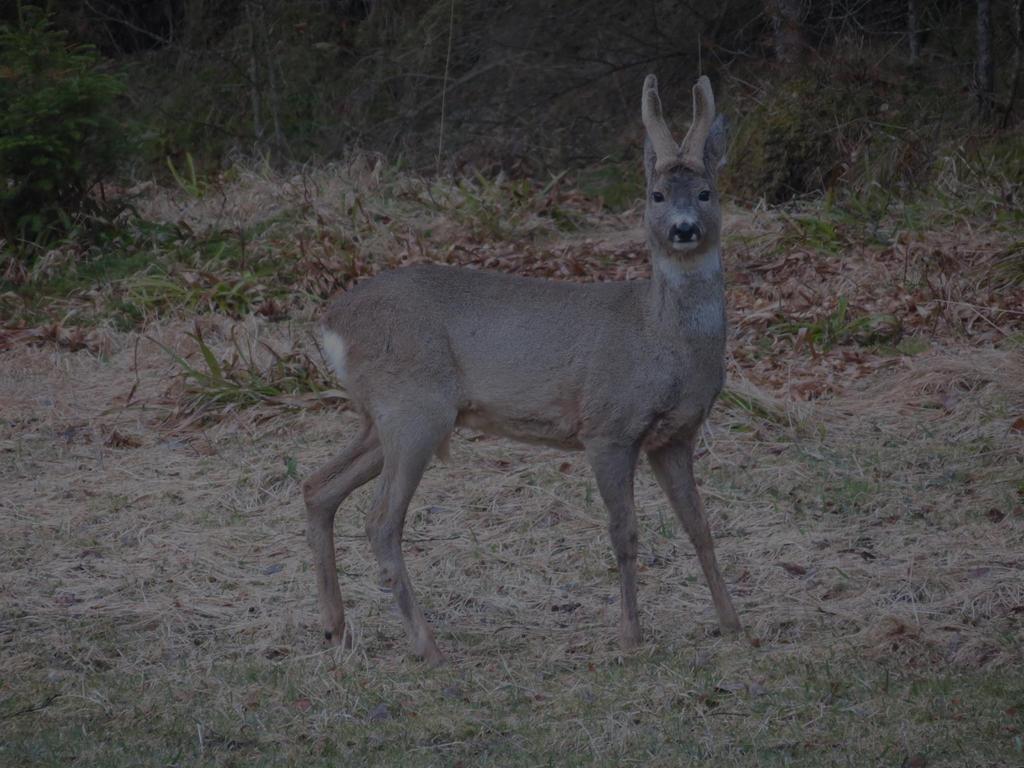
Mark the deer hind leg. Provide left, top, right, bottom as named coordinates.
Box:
left=647, top=437, right=742, bottom=635
left=302, top=423, right=383, bottom=648
left=366, top=405, right=456, bottom=665
left=586, top=441, right=642, bottom=650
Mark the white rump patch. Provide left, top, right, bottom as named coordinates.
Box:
left=322, top=329, right=349, bottom=385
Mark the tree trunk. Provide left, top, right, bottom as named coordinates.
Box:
left=246, top=2, right=263, bottom=143
left=908, top=0, right=921, bottom=64
left=976, top=0, right=995, bottom=118
left=766, top=0, right=806, bottom=64
left=1005, top=0, right=1024, bottom=126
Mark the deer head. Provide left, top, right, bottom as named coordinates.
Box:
left=642, top=75, right=728, bottom=257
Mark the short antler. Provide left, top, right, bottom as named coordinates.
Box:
left=680, top=75, right=715, bottom=168
left=642, top=75, right=680, bottom=173
left=642, top=74, right=716, bottom=173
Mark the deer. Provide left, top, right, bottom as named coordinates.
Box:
left=302, top=73, right=742, bottom=664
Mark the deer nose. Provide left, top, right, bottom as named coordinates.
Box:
left=669, top=222, right=701, bottom=243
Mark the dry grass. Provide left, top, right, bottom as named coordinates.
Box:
left=2, top=322, right=1022, bottom=766
left=2, top=170, right=1024, bottom=766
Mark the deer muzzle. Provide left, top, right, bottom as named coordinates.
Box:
left=669, top=220, right=702, bottom=249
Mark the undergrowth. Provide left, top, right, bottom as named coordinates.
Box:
left=153, top=324, right=332, bottom=420
left=769, top=297, right=902, bottom=353
left=3, top=155, right=1022, bottom=415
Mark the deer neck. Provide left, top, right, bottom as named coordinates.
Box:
left=646, top=245, right=726, bottom=340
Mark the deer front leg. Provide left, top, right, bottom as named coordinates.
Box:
left=586, top=441, right=642, bottom=650
left=647, top=437, right=742, bottom=635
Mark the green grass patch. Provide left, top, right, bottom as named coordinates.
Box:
left=575, top=162, right=643, bottom=212
left=2, top=216, right=298, bottom=327
left=153, top=325, right=332, bottom=418
left=769, top=297, right=901, bottom=352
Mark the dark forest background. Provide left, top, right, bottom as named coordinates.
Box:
left=7, top=2, right=1024, bottom=172
left=2, top=0, right=1023, bottom=252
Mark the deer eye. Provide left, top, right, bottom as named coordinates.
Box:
left=698, top=190, right=711, bottom=202
left=651, top=191, right=665, bottom=203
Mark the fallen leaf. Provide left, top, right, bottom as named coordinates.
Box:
left=780, top=562, right=808, bottom=576
left=1011, top=417, right=1024, bottom=433
left=902, top=754, right=927, bottom=768
left=986, top=508, right=1006, bottom=523
left=293, top=698, right=311, bottom=712
left=441, top=685, right=465, bottom=701
left=714, top=681, right=747, bottom=695
left=551, top=602, right=581, bottom=613
left=104, top=429, right=142, bottom=449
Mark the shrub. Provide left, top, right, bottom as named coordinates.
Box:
left=724, top=57, right=948, bottom=205
left=0, top=6, right=125, bottom=247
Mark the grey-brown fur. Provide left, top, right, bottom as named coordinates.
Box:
left=302, top=74, right=741, bottom=663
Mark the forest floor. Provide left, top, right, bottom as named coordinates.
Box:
left=2, top=163, right=1023, bottom=767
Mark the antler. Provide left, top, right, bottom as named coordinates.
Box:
left=642, top=75, right=679, bottom=173
left=642, top=74, right=716, bottom=173
left=680, top=75, right=715, bottom=168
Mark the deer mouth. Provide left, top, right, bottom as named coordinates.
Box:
left=669, top=238, right=702, bottom=252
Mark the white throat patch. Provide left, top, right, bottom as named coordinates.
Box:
left=652, top=249, right=725, bottom=335
left=653, top=248, right=721, bottom=284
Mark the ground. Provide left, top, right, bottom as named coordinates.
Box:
left=1, top=165, right=1023, bottom=766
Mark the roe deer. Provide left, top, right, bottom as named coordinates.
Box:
left=303, top=74, right=741, bottom=664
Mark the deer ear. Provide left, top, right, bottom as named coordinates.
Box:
left=644, top=135, right=657, bottom=190
left=703, top=114, right=729, bottom=175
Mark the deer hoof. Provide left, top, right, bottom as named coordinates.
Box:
left=324, top=625, right=354, bottom=649
left=419, top=643, right=446, bottom=667
left=720, top=617, right=743, bottom=637
left=619, top=622, right=642, bottom=650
